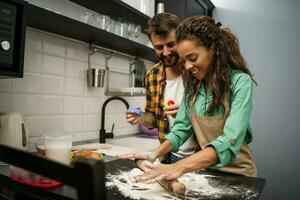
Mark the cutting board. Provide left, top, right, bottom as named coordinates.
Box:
left=105, top=159, right=265, bottom=200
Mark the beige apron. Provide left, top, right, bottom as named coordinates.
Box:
left=190, top=98, right=257, bottom=177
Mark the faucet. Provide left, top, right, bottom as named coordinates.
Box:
left=99, top=96, right=129, bottom=143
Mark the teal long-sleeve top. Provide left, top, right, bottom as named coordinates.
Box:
left=165, top=69, right=254, bottom=168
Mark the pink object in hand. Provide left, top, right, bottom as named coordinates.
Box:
left=140, top=124, right=158, bottom=136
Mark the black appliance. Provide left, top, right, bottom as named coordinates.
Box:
left=0, top=0, right=27, bottom=78
left=156, top=0, right=214, bottom=21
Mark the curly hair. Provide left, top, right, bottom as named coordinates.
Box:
left=176, top=16, right=256, bottom=113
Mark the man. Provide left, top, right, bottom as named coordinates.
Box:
left=126, top=13, right=195, bottom=163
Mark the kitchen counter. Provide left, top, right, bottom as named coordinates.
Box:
left=0, top=158, right=266, bottom=200
left=72, top=134, right=159, bottom=156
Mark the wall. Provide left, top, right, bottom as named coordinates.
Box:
left=0, top=0, right=155, bottom=151
left=211, top=0, right=300, bottom=199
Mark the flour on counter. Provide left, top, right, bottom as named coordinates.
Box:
left=106, top=169, right=259, bottom=200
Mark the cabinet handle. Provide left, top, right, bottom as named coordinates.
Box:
left=1, top=41, right=10, bottom=51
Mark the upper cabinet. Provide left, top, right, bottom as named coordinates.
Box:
left=0, top=0, right=27, bottom=78
left=156, top=0, right=214, bottom=21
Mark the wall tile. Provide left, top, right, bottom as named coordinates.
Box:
left=66, top=41, right=86, bottom=62
left=43, top=34, right=66, bottom=57
left=43, top=55, right=65, bottom=76
left=82, top=131, right=98, bottom=140
left=13, top=73, right=41, bottom=93
left=107, top=56, right=118, bottom=68
left=26, top=116, right=41, bottom=137
left=84, top=84, right=104, bottom=98
left=65, top=60, right=85, bottom=79
left=40, top=116, right=64, bottom=135
left=64, top=115, right=82, bottom=134
left=25, top=28, right=42, bottom=51
left=24, top=51, right=42, bottom=73
left=83, top=114, right=100, bottom=131
left=72, top=132, right=83, bottom=142
left=0, top=93, right=12, bottom=112
left=64, top=96, right=84, bottom=114
left=64, top=77, right=84, bottom=96
left=41, top=95, right=63, bottom=114
left=84, top=97, right=102, bottom=114
left=0, top=79, right=13, bottom=92
left=41, top=75, right=64, bottom=95
left=90, top=52, right=105, bottom=67
left=12, top=94, right=40, bottom=115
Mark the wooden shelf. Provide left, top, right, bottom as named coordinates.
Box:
left=26, top=4, right=157, bottom=62
left=69, top=0, right=151, bottom=32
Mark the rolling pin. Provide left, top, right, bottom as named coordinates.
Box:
left=136, top=160, right=186, bottom=196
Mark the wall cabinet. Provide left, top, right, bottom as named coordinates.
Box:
left=0, top=0, right=27, bottom=78
left=155, top=0, right=214, bottom=21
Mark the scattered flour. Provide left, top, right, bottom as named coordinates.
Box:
left=106, top=169, right=259, bottom=200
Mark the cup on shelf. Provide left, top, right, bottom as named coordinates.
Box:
left=44, top=135, right=72, bottom=165
left=81, top=11, right=94, bottom=25
left=96, top=14, right=109, bottom=30
left=127, top=22, right=136, bottom=41
left=106, top=17, right=115, bottom=33
left=133, top=25, right=142, bottom=41
left=120, top=21, right=129, bottom=38
left=114, top=20, right=122, bottom=36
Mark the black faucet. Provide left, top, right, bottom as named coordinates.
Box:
left=99, top=96, right=129, bottom=143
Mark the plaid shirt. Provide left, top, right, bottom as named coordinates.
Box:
left=145, top=61, right=169, bottom=143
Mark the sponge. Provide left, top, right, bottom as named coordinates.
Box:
left=128, top=105, right=143, bottom=116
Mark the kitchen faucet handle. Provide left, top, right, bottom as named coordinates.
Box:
left=105, top=123, right=114, bottom=138
left=111, top=123, right=115, bottom=134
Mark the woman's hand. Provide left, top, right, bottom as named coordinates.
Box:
left=163, top=104, right=179, bottom=118
left=126, top=107, right=142, bottom=125
left=133, top=162, right=185, bottom=182
left=117, top=152, right=157, bottom=162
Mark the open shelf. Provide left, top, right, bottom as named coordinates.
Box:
left=69, top=0, right=151, bottom=32
left=26, top=4, right=157, bottom=62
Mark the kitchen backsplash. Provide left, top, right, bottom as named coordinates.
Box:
left=0, top=28, right=154, bottom=151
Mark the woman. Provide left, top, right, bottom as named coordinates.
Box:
left=118, top=16, right=257, bottom=182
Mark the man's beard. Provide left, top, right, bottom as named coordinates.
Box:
left=160, top=52, right=179, bottom=67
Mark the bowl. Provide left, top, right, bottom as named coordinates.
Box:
left=140, top=124, right=158, bottom=136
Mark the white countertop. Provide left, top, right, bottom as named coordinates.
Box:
left=72, top=135, right=159, bottom=156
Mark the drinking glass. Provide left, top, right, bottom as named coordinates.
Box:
left=44, top=135, right=72, bottom=165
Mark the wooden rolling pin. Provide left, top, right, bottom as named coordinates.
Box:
left=136, top=160, right=186, bottom=196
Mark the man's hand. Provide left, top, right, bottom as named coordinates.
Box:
left=126, top=106, right=142, bottom=125
left=163, top=104, right=179, bottom=118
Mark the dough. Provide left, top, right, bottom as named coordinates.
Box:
left=127, top=168, right=156, bottom=184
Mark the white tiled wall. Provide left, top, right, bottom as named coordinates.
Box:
left=0, top=28, right=153, bottom=150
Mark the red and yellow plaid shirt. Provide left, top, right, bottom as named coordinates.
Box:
left=145, top=62, right=169, bottom=143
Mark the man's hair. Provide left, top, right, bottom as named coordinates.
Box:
left=146, top=13, right=179, bottom=38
